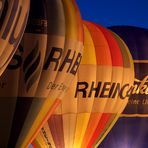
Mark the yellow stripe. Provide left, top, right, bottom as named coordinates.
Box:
left=62, top=0, right=77, bottom=40
left=73, top=113, right=90, bottom=148
left=34, top=138, right=43, bottom=148
left=73, top=24, right=97, bottom=147
left=81, top=25, right=96, bottom=64
left=121, top=114, right=148, bottom=117
left=134, top=60, right=148, bottom=63
left=36, top=133, right=48, bottom=148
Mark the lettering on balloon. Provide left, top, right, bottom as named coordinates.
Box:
left=7, top=44, right=24, bottom=69
left=127, top=98, right=148, bottom=106
left=1, top=0, right=19, bottom=40
left=0, top=1, right=29, bottom=69
left=44, top=47, right=82, bottom=75
left=47, top=82, right=67, bottom=91
left=26, top=18, right=47, bottom=34
left=131, top=76, right=148, bottom=95
left=142, top=98, right=148, bottom=105
left=8, top=47, right=82, bottom=77
left=128, top=99, right=140, bottom=105
left=1, top=0, right=29, bottom=48
left=126, top=76, right=148, bottom=106
left=0, top=0, right=8, bottom=29
left=41, top=128, right=52, bottom=147
left=75, top=81, right=133, bottom=99
left=43, top=47, right=63, bottom=71
left=29, top=19, right=47, bottom=28
left=23, top=41, right=41, bottom=92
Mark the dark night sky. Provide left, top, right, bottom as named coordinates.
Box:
left=76, top=0, right=148, bottom=28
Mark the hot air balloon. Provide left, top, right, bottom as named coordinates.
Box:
left=32, top=21, right=134, bottom=148
left=82, top=23, right=135, bottom=148
left=0, top=0, right=30, bottom=76
left=0, top=0, right=83, bottom=147
left=99, top=26, right=148, bottom=148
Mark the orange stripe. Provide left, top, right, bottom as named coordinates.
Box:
left=84, top=21, right=112, bottom=66
left=87, top=113, right=111, bottom=147
left=93, top=23, right=123, bottom=66
left=81, top=21, right=112, bottom=148
left=87, top=23, right=123, bottom=147
left=81, top=113, right=102, bottom=148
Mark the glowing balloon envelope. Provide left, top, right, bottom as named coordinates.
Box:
left=0, top=0, right=83, bottom=147
left=32, top=22, right=134, bottom=148
left=82, top=22, right=134, bottom=148
left=18, top=0, right=83, bottom=147
left=32, top=18, right=97, bottom=148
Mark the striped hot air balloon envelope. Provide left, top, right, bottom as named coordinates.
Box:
left=85, top=23, right=134, bottom=148
left=31, top=22, right=134, bottom=148
left=99, top=26, right=148, bottom=148
left=0, top=0, right=83, bottom=147
left=0, top=0, right=30, bottom=76
left=89, top=29, right=135, bottom=147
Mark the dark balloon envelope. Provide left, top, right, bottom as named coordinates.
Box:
left=0, top=0, right=5, bottom=18
left=99, top=26, right=148, bottom=148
